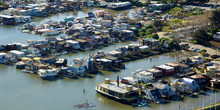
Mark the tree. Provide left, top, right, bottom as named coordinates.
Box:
left=210, top=28, right=219, bottom=35
left=169, top=7, right=183, bottom=17
left=210, top=9, right=220, bottom=29
left=153, top=20, right=168, bottom=31
left=168, top=39, right=180, bottom=49
left=192, top=29, right=213, bottom=45
left=152, top=34, right=159, bottom=39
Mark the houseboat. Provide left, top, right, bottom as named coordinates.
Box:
left=107, top=2, right=132, bottom=10
left=37, top=68, right=58, bottom=79
left=0, top=52, right=8, bottom=63
left=43, top=30, right=60, bottom=36
left=95, top=77, right=141, bottom=104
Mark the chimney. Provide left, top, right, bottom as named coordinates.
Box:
left=117, top=76, right=119, bottom=87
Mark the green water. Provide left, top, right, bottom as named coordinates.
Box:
left=0, top=8, right=219, bottom=110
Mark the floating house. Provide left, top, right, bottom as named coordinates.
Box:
left=153, top=82, right=175, bottom=97
left=0, top=15, right=16, bottom=25
left=170, top=79, right=188, bottom=93
left=0, top=53, right=8, bottom=63
left=182, top=77, right=200, bottom=92
left=9, top=50, right=25, bottom=60
left=155, top=65, right=175, bottom=76
left=107, top=50, right=122, bottom=57
left=166, top=62, right=190, bottom=73
left=38, top=69, right=58, bottom=79
left=69, top=64, right=86, bottom=75
left=96, top=78, right=140, bottom=104
left=66, top=40, right=80, bottom=49
left=132, top=69, right=154, bottom=83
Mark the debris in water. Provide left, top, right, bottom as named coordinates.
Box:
left=74, top=102, right=96, bottom=108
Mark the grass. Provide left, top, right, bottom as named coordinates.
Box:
left=189, top=40, right=197, bottom=44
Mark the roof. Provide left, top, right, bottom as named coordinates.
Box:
left=75, top=39, right=87, bottom=43
left=107, top=50, right=122, bottom=55
left=98, top=80, right=138, bottom=94
left=105, top=56, right=118, bottom=61
left=0, top=52, right=7, bottom=56
left=66, top=40, right=79, bottom=44
left=190, top=75, right=205, bottom=79
left=157, top=65, right=174, bottom=70
left=70, top=64, right=83, bottom=68
left=139, top=71, right=153, bottom=76
left=96, top=58, right=112, bottom=62
left=146, top=68, right=161, bottom=73
left=153, top=83, right=167, bottom=90
left=166, top=62, right=180, bottom=67
left=143, top=38, right=159, bottom=42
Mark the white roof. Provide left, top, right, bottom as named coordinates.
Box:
left=139, top=71, right=153, bottom=76
left=98, top=80, right=138, bottom=94
left=10, top=50, right=25, bottom=55
left=0, top=53, right=7, bottom=56
left=139, top=46, right=149, bottom=50
left=97, top=58, right=112, bottom=62
left=66, top=40, right=79, bottom=44
left=157, top=65, right=174, bottom=70
left=108, top=50, right=122, bottom=55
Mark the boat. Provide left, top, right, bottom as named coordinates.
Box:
left=21, top=69, right=31, bottom=73
left=98, top=1, right=107, bottom=8
left=42, top=30, right=60, bottom=36
left=95, top=77, right=141, bottom=104
left=107, top=2, right=132, bottom=10
left=38, top=69, right=58, bottom=79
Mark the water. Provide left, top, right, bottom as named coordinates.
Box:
left=0, top=8, right=219, bottom=110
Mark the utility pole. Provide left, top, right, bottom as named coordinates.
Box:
left=215, top=91, right=216, bottom=110
left=203, top=99, right=204, bottom=110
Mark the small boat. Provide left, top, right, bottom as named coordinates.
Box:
left=21, top=30, right=30, bottom=33
left=21, top=69, right=30, bottom=73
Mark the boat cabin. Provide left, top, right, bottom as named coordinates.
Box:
left=96, top=78, right=140, bottom=104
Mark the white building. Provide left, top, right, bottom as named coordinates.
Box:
left=38, top=69, right=58, bottom=78
left=9, top=50, right=25, bottom=60
left=66, top=40, right=80, bottom=49
left=137, top=71, right=154, bottom=83
left=69, top=64, right=85, bottom=75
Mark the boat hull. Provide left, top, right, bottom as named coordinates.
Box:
left=96, top=88, right=137, bottom=104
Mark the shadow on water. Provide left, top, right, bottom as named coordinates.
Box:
left=89, top=71, right=104, bottom=76
left=81, top=74, right=93, bottom=78
left=169, top=95, right=184, bottom=102
left=44, top=76, right=64, bottom=81
left=109, top=68, right=121, bottom=73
